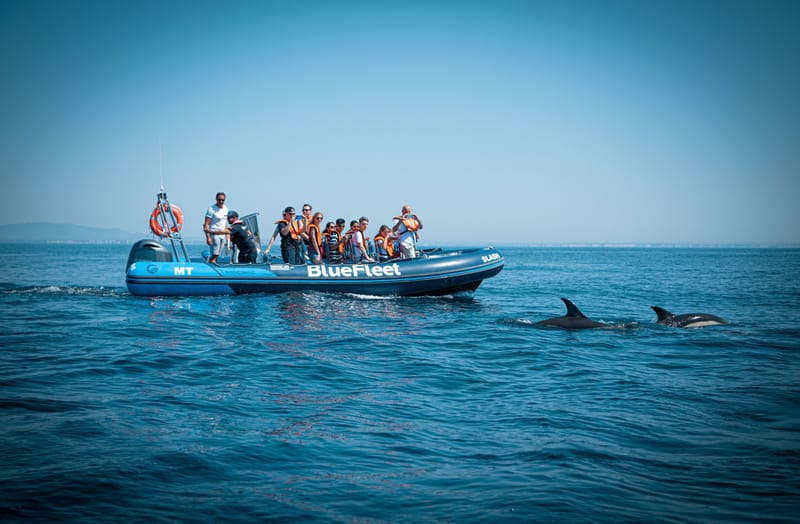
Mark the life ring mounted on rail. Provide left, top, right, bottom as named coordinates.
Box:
left=149, top=203, right=184, bottom=237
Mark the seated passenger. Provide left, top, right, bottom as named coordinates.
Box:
left=342, top=220, right=357, bottom=261
left=323, top=221, right=342, bottom=264
left=373, top=225, right=395, bottom=262
left=349, top=218, right=374, bottom=263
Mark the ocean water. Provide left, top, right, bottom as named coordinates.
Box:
left=1, top=243, right=798, bottom=522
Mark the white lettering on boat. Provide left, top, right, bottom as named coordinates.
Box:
left=174, top=266, right=194, bottom=276
left=482, top=253, right=501, bottom=263
left=306, top=263, right=401, bottom=278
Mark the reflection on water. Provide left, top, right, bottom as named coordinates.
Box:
left=273, top=291, right=448, bottom=338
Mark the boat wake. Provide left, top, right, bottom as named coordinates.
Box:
left=0, top=284, right=126, bottom=297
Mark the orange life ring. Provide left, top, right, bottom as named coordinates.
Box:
left=149, top=203, right=184, bottom=237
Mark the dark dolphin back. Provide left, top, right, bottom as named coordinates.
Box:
left=533, top=298, right=608, bottom=329
left=651, top=306, right=674, bottom=322
left=562, top=298, right=586, bottom=318
left=652, top=305, right=728, bottom=327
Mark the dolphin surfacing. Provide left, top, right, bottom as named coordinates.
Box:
left=533, top=298, right=609, bottom=330
left=651, top=306, right=728, bottom=328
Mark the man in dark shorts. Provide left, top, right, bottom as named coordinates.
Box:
left=226, top=211, right=258, bottom=263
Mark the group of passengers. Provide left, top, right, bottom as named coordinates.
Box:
left=203, top=192, right=423, bottom=265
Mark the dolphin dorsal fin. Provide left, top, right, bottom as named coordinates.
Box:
left=561, top=298, right=586, bottom=318
left=651, top=306, right=673, bottom=321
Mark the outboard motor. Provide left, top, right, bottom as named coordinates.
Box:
left=126, top=239, right=173, bottom=270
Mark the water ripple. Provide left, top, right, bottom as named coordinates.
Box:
left=1, top=245, right=799, bottom=522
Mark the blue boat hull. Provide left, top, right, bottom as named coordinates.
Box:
left=125, top=243, right=504, bottom=297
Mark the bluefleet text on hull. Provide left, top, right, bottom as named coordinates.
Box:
left=307, top=263, right=402, bottom=278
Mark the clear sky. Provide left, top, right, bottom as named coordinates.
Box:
left=2, top=0, right=798, bottom=245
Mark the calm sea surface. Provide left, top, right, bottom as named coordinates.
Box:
left=1, top=244, right=798, bottom=522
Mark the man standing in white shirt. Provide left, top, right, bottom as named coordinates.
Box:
left=203, top=192, right=228, bottom=264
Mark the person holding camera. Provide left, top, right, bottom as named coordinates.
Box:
left=392, top=204, right=423, bottom=259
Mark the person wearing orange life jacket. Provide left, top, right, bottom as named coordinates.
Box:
left=392, top=204, right=423, bottom=259
left=373, top=225, right=396, bottom=262
left=306, top=212, right=325, bottom=264
left=325, top=218, right=346, bottom=264
left=349, top=217, right=374, bottom=263
left=297, top=203, right=313, bottom=261
left=264, top=206, right=304, bottom=265
left=342, top=220, right=357, bottom=261
left=321, top=221, right=336, bottom=262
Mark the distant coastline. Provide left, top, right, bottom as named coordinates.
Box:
left=0, top=222, right=150, bottom=243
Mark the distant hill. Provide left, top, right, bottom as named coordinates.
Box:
left=0, top=222, right=144, bottom=243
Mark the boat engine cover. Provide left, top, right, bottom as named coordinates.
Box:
left=126, top=239, right=173, bottom=269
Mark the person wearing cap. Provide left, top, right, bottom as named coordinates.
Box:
left=226, top=211, right=258, bottom=264
left=264, top=206, right=304, bottom=264
left=203, top=192, right=228, bottom=264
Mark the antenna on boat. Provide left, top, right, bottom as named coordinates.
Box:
left=156, top=141, right=168, bottom=204
left=151, top=143, right=190, bottom=263
left=159, top=141, right=165, bottom=194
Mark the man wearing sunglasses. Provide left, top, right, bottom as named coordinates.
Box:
left=203, top=192, right=228, bottom=264
left=298, top=204, right=313, bottom=261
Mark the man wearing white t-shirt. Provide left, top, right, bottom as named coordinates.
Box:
left=203, top=192, right=228, bottom=264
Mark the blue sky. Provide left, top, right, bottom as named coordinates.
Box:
left=2, top=0, right=798, bottom=245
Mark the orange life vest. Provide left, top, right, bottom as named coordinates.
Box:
left=374, top=232, right=395, bottom=258
left=275, top=219, right=302, bottom=240
left=307, top=223, right=322, bottom=251
left=395, top=215, right=419, bottom=232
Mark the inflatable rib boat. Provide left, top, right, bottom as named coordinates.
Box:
left=125, top=192, right=504, bottom=297
left=126, top=240, right=504, bottom=297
